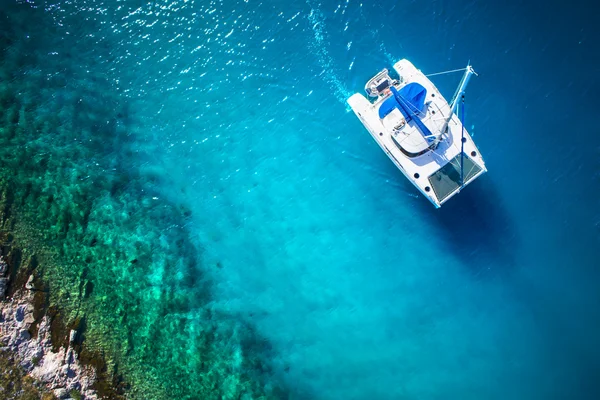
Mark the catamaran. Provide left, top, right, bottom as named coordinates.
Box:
left=347, top=59, right=486, bottom=208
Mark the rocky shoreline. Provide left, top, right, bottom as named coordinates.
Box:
left=0, top=255, right=99, bottom=400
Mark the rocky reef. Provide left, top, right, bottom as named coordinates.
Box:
left=0, top=255, right=99, bottom=400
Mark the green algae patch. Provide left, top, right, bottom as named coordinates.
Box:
left=0, top=3, right=287, bottom=399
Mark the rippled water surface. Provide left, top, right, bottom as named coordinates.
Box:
left=1, top=0, right=599, bottom=398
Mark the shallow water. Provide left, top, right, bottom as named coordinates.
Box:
left=1, top=0, right=599, bottom=398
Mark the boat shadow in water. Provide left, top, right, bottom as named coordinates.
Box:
left=421, top=179, right=518, bottom=277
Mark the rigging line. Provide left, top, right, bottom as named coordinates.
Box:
left=464, top=162, right=479, bottom=182
left=425, top=67, right=467, bottom=77
left=460, top=94, right=466, bottom=187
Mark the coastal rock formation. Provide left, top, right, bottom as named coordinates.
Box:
left=0, top=263, right=98, bottom=399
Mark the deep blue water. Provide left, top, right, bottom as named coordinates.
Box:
left=2, top=0, right=599, bottom=398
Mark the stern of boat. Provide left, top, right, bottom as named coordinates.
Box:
left=347, top=93, right=371, bottom=118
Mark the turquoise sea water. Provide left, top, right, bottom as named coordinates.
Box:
left=1, top=0, right=599, bottom=398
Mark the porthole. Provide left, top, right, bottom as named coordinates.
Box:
left=431, top=110, right=436, bottom=115
left=379, top=132, right=383, bottom=136
left=414, top=173, right=420, bottom=179
left=471, top=151, right=477, bottom=157
left=425, top=186, right=431, bottom=192
left=461, top=137, right=467, bottom=143
left=431, top=93, right=435, bottom=97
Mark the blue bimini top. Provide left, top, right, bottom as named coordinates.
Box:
left=378, top=82, right=434, bottom=142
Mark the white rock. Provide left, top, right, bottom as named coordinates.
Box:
left=69, top=329, right=77, bottom=343
left=54, top=388, right=69, bottom=399
left=32, top=347, right=64, bottom=382
left=25, top=275, right=34, bottom=290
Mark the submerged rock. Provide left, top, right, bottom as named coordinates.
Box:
left=69, top=329, right=77, bottom=344
left=0, top=257, right=8, bottom=299
left=0, top=277, right=8, bottom=299
left=0, top=259, right=7, bottom=276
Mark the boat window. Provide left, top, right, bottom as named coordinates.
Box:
left=376, top=80, right=390, bottom=92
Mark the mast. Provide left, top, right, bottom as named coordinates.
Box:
left=440, top=64, right=476, bottom=139
left=449, top=64, right=476, bottom=115
left=436, top=64, right=475, bottom=187
left=453, top=66, right=475, bottom=188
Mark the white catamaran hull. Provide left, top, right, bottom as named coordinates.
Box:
left=348, top=59, right=487, bottom=208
